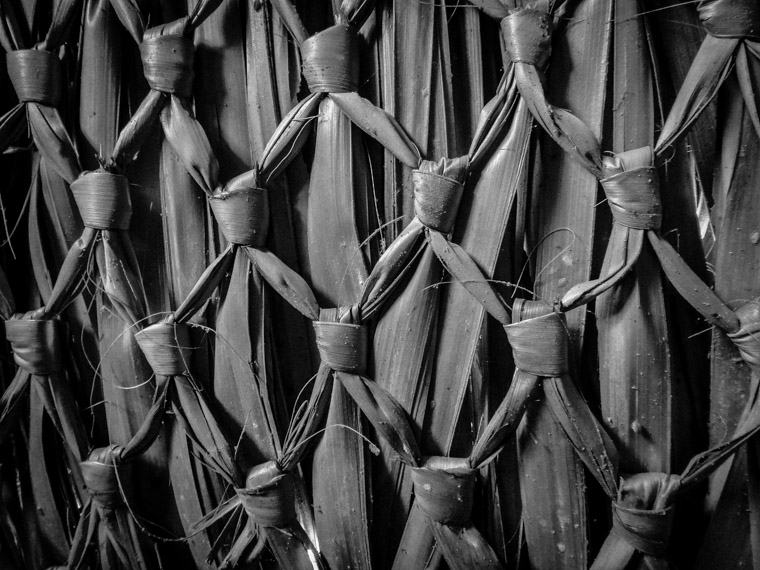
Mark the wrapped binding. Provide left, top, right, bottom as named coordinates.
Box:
left=412, top=170, right=465, bottom=234
left=501, top=8, right=552, bottom=68
left=140, top=34, right=195, bottom=97
left=70, top=172, right=132, bottom=230
left=4, top=318, right=64, bottom=374
left=313, top=321, right=368, bottom=374
left=6, top=50, right=62, bottom=106
left=301, top=24, right=360, bottom=93
left=209, top=187, right=269, bottom=247
left=135, top=322, right=193, bottom=376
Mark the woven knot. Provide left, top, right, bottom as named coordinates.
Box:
left=4, top=318, right=63, bottom=374
left=302, top=24, right=360, bottom=93
left=6, top=50, right=62, bottom=106
left=413, top=170, right=465, bottom=234
left=411, top=457, right=475, bottom=525
left=611, top=472, right=680, bottom=556
left=612, top=502, right=673, bottom=557
left=135, top=322, right=192, bottom=376
left=501, top=8, right=552, bottom=68
left=727, top=300, right=760, bottom=377
left=601, top=148, right=661, bottom=230
left=70, top=172, right=132, bottom=230
left=80, top=446, right=129, bottom=508
left=208, top=187, right=269, bottom=247
left=140, top=33, right=195, bottom=97
left=504, top=302, right=568, bottom=376
left=236, top=461, right=297, bottom=528
left=698, top=0, right=760, bottom=40
left=313, top=321, right=368, bottom=373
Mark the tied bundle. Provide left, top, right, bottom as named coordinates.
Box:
left=500, top=7, right=758, bottom=566
left=653, top=0, right=760, bottom=564
left=269, top=4, right=527, bottom=565
left=129, top=31, right=342, bottom=563
left=67, top=446, right=155, bottom=570
left=126, top=321, right=238, bottom=483
left=658, top=0, right=760, bottom=149
left=501, top=5, right=603, bottom=177
left=358, top=60, right=529, bottom=566
left=302, top=206, right=518, bottom=570
left=190, top=413, right=329, bottom=569
left=376, top=275, right=619, bottom=570
left=0, top=312, right=90, bottom=564
left=0, top=317, right=88, bottom=460
left=105, top=0, right=223, bottom=173
left=393, top=299, right=618, bottom=570
left=166, top=113, right=516, bottom=566
left=0, top=0, right=97, bottom=430
left=578, top=300, right=760, bottom=569
left=0, top=1, right=82, bottom=183
left=264, top=2, right=421, bottom=566
left=557, top=146, right=737, bottom=334
left=379, top=194, right=629, bottom=569
left=0, top=2, right=105, bottom=563
left=0, top=237, right=102, bottom=563
left=485, top=5, right=609, bottom=565
left=498, top=17, right=760, bottom=552
left=60, top=169, right=147, bottom=342
left=294, top=91, right=518, bottom=562
left=132, top=320, right=326, bottom=570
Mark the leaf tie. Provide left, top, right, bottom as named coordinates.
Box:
left=591, top=473, right=683, bottom=568
left=134, top=322, right=192, bottom=376
left=209, top=186, right=269, bottom=246
left=501, top=8, right=552, bottom=69
left=727, top=300, right=760, bottom=377
left=611, top=502, right=674, bottom=557
left=4, top=317, right=64, bottom=374
left=410, top=457, right=475, bottom=525
left=236, top=461, right=298, bottom=528
left=80, top=446, right=130, bottom=508
left=6, top=50, right=62, bottom=106
left=313, top=321, right=368, bottom=374
left=698, top=0, right=760, bottom=40
left=301, top=24, right=360, bottom=93
left=600, top=147, right=661, bottom=230
left=70, top=172, right=133, bottom=230
left=413, top=170, right=465, bottom=234
left=504, top=303, right=568, bottom=377
left=140, top=23, right=195, bottom=97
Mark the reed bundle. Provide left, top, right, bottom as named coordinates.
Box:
left=3, top=1, right=760, bottom=569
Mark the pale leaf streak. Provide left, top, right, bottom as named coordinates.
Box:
left=610, top=0, right=704, bottom=24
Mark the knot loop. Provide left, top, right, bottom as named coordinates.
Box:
left=208, top=187, right=269, bottom=247
left=301, top=24, right=360, bottom=93
left=698, top=0, right=760, bottom=40
left=413, top=171, right=465, bottom=234
left=71, top=172, right=132, bottom=230
left=611, top=472, right=680, bottom=557
left=601, top=148, right=661, bottom=230
left=504, top=302, right=568, bottom=376
left=4, top=318, right=64, bottom=374
left=501, top=8, right=552, bottom=68
left=411, top=457, right=475, bottom=525
left=80, top=446, right=129, bottom=508
left=236, top=461, right=297, bottom=528
left=612, top=502, right=673, bottom=557
left=6, top=50, right=62, bottom=106
left=140, top=34, right=195, bottom=97
left=313, top=321, right=368, bottom=373
left=727, top=300, right=760, bottom=377
left=135, top=322, right=192, bottom=376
